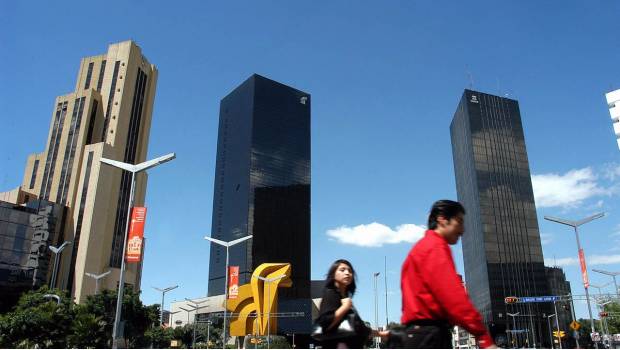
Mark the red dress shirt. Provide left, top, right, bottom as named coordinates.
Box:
left=401, top=230, right=494, bottom=348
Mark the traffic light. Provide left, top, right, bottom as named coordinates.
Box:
left=599, top=311, right=609, bottom=318
left=504, top=296, right=519, bottom=304
left=553, top=331, right=566, bottom=339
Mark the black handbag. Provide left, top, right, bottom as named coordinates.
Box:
left=311, top=307, right=369, bottom=342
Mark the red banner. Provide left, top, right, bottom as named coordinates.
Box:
left=578, top=249, right=589, bottom=288
left=126, top=207, right=146, bottom=263
left=228, top=266, right=239, bottom=299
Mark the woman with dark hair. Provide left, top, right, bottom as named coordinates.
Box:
left=315, top=259, right=389, bottom=348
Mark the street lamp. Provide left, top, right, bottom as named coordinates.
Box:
left=546, top=314, right=556, bottom=349
left=384, top=256, right=388, bottom=329
left=206, top=319, right=212, bottom=349
left=252, top=274, right=286, bottom=349
left=552, top=300, right=562, bottom=350
left=186, top=298, right=209, bottom=349
left=101, top=152, right=176, bottom=349
left=507, top=312, right=520, bottom=349
left=43, top=293, right=61, bottom=305
left=566, top=294, right=580, bottom=349
left=590, top=282, right=613, bottom=298
left=153, top=285, right=179, bottom=326
left=544, top=212, right=604, bottom=340
left=596, top=299, right=612, bottom=345
left=48, top=241, right=71, bottom=289
left=204, top=234, right=253, bottom=347
left=592, top=269, right=620, bottom=299
left=373, top=272, right=380, bottom=349
left=85, top=270, right=111, bottom=294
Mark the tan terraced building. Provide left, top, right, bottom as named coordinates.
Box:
left=0, top=40, right=157, bottom=303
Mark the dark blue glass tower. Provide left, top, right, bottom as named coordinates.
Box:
left=208, top=74, right=311, bottom=333
left=451, top=89, right=552, bottom=346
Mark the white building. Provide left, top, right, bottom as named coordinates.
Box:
left=605, top=89, right=620, bottom=150
left=169, top=294, right=225, bottom=328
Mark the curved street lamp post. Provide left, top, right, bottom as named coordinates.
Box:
left=203, top=234, right=253, bottom=347
left=100, top=152, right=176, bottom=348
left=544, top=212, right=604, bottom=348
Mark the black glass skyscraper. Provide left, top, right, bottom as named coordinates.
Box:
left=450, top=90, right=552, bottom=346
left=207, top=74, right=311, bottom=332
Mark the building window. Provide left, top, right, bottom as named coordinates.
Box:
left=40, top=101, right=68, bottom=200
left=66, top=151, right=94, bottom=291
left=84, top=62, right=94, bottom=90
left=102, top=61, right=120, bottom=142
left=110, top=69, right=148, bottom=268
left=57, top=97, right=86, bottom=204
left=29, top=159, right=39, bottom=189
left=96, top=60, right=106, bottom=91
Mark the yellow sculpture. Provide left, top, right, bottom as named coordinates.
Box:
left=226, top=263, right=292, bottom=336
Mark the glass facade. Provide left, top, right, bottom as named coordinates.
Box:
left=451, top=90, right=552, bottom=346
left=208, top=74, right=311, bottom=332
left=0, top=200, right=64, bottom=312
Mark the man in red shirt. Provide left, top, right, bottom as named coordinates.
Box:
left=400, top=200, right=496, bottom=348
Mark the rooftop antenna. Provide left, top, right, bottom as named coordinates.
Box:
left=554, top=254, right=557, bottom=267
left=465, top=65, right=474, bottom=89
left=497, top=77, right=501, bottom=96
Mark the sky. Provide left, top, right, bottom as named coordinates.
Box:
left=2, top=1, right=620, bottom=328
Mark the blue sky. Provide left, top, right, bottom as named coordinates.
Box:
left=2, top=1, right=620, bottom=326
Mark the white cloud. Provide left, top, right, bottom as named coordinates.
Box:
left=603, top=163, right=620, bottom=181
left=608, top=226, right=620, bottom=251
left=531, top=168, right=610, bottom=208
left=540, top=233, right=553, bottom=245
left=326, top=222, right=426, bottom=247
left=544, top=254, right=620, bottom=267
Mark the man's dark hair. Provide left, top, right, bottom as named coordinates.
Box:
left=427, top=200, right=466, bottom=230
left=324, top=259, right=357, bottom=296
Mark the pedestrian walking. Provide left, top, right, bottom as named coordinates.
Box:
left=399, top=200, right=496, bottom=349
left=313, top=259, right=389, bottom=348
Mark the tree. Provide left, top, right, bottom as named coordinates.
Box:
left=0, top=287, right=74, bottom=348
left=0, top=286, right=162, bottom=349
left=78, top=287, right=160, bottom=348
left=576, top=318, right=595, bottom=349
left=602, top=301, right=619, bottom=334
left=145, top=326, right=174, bottom=349
left=66, top=311, right=108, bottom=348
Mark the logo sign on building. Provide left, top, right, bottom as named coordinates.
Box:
left=228, top=266, right=239, bottom=299
left=578, top=249, right=589, bottom=288
left=126, top=207, right=147, bottom=263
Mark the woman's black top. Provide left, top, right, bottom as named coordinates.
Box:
left=317, top=286, right=345, bottom=331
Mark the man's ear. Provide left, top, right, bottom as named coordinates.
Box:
left=436, top=215, right=447, bottom=227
